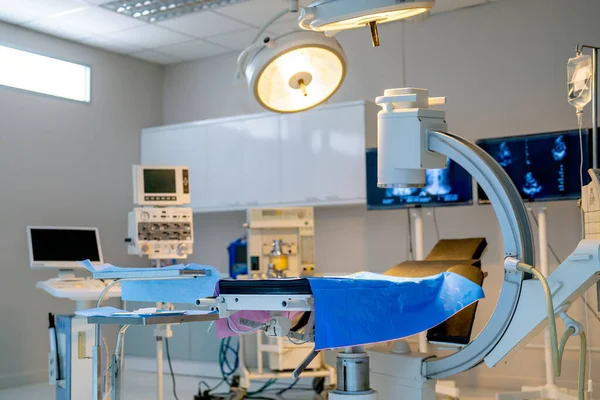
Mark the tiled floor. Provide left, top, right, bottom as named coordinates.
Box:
left=0, top=370, right=505, bottom=400
left=0, top=370, right=321, bottom=400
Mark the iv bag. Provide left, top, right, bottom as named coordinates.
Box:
left=568, top=54, right=593, bottom=112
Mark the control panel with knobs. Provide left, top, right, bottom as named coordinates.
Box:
left=126, top=207, right=193, bottom=260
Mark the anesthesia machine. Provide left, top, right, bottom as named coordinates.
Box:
left=243, top=207, right=316, bottom=279
left=125, top=164, right=195, bottom=400
left=234, top=207, right=334, bottom=389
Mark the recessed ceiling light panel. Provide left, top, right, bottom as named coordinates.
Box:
left=102, top=0, right=251, bottom=22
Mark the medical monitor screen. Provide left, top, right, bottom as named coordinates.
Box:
left=366, top=148, right=473, bottom=210
left=143, top=169, right=176, bottom=194
left=30, top=228, right=101, bottom=263
left=477, top=130, right=591, bottom=203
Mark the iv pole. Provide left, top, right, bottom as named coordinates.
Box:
left=498, top=44, right=600, bottom=400
left=578, top=44, right=599, bottom=169
left=578, top=45, right=600, bottom=312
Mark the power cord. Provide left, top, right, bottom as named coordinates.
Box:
left=528, top=208, right=596, bottom=396
left=511, top=259, right=587, bottom=400
left=164, top=338, right=180, bottom=400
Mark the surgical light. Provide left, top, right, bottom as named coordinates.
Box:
left=299, top=0, right=435, bottom=47
left=240, top=31, right=347, bottom=113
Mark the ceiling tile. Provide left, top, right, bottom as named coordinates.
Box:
left=24, top=7, right=145, bottom=39
left=156, top=40, right=231, bottom=61
left=81, top=0, right=113, bottom=4
left=0, top=0, right=88, bottom=25
left=158, top=10, right=251, bottom=39
left=21, top=20, right=91, bottom=41
left=130, top=50, right=182, bottom=65
left=83, top=35, right=144, bottom=54
left=267, top=19, right=303, bottom=37
left=213, top=0, right=289, bottom=28
left=204, top=28, right=260, bottom=51
left=104, top=24, right=193, bottom=48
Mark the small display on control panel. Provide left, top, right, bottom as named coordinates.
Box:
left=133, top=165, right=191, bottom=206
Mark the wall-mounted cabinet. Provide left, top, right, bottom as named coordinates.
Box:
left=141, top=101, right=377, bottom=212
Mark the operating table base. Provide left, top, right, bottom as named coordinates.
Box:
left=368, top=347, right=436, bottom=400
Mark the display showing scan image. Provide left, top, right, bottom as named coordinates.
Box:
left=552, top=135, right=567, bottom=161
left=496, top=142, right=513, bottom=167
left=477, top=130, right=591, bottom=202
left=366, top=149, right=473, bottom=210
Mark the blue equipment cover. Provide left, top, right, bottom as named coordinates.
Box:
left=306, top=271, right=484, bottom=350
left=80, top=260, right=220, bottom=304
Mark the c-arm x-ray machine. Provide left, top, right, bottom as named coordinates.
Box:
left=198, top=88, right=600, bottom=400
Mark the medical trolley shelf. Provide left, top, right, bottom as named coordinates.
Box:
left=87, top=312, right=218, bottom=326
left=90, top=269, right=216, bottom=400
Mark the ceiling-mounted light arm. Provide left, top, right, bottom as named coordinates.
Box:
left=253, top=0, right=299, bottom=44
left=234, top=0, right=299, bottom=81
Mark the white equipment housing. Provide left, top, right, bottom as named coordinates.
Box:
left=127, top=207, right=193, bottom=260
left=36, top=278, right=120, bottom=301
left=376, top=88, right=447, bottom=188
left=54, top=315, right=96, bottom=400
left=246, top=207, right=315, bottom=278
left=132, top=165, right=190, bottom=207
left=28, top=226, right=118, bottom=400
left=237, top=207, right=330, bottom=384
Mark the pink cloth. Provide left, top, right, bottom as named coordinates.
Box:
left=216, top=311, right=303, bottom=338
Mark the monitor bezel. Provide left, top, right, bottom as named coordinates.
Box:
left=475, top=129, right=592, bottom=204
left=27, top=226, right=104, bottom=270
left=365, top=148, right=474, bottom=211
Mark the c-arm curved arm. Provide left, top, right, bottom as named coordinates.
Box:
left=422, top=130, right=535, bottom=379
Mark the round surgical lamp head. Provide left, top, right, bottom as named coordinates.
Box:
left=299, top=0, right=435, bottom=47
left=243, top=31, right=347, bottom=113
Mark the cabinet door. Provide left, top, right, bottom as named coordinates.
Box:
left=141, top=125, right=208, bottom=210
left=205, top=121, right=245, bottom=210
left=240, top=116, right=281, bottom=206
left=280, top=112, right=321, bottom=203
left=280, top=104, right=366, bottom=205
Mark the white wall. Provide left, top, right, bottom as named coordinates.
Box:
left=0, top=22, right=163, bottom=388
left=156, top=0, right=600, bottom=391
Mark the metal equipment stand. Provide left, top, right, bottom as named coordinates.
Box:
left=411, top=209, right=462, bottom=399
left=153, top=259, right=168, bottom=400
left=90, top=312, right=218, bottom=400
left=237, top=331, right=336, bottom=390
left=411, top=209, right=429, bottom=354
left=496, top=205, right=577, bottom=400
left=91, top=269, right=211, bottom=400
